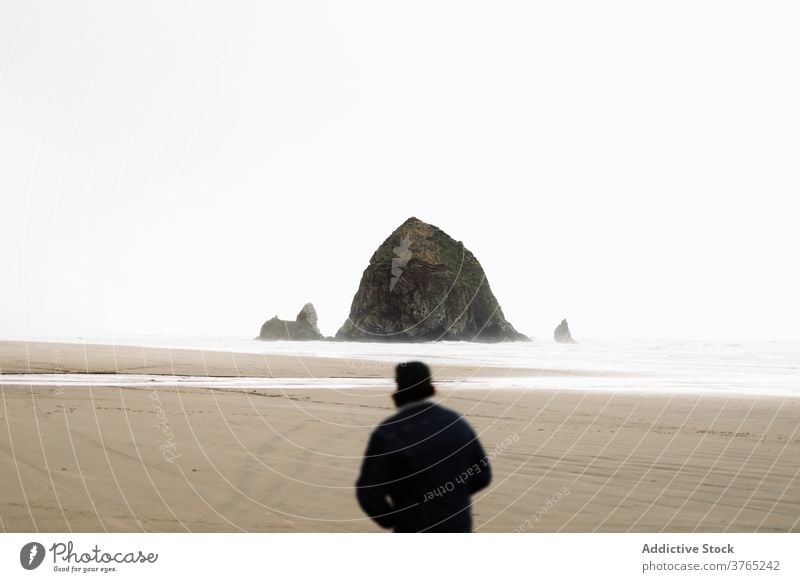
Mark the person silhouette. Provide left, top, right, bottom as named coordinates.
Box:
left=355, top=362, right=492, bottom=532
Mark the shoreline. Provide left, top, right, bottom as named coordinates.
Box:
left=0, top=374, right=795, bottom=401
left=0, top=340, right=634, bottom=379
left=1, top=339, right=798, bottom=532
left=2, top=339, right=797, bottom=399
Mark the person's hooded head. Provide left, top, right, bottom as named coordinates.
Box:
left=393, top=361, right=435, bottom=408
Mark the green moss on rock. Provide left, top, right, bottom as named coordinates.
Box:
left=336, top=217, right=528, bottom=342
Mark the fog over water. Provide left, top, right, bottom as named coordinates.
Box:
left=5, top=336, right=798, bottom=397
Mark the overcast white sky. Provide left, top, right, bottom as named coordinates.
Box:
left=1, top=1, right=798, bottom=341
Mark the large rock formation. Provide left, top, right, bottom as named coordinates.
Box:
left=336, top=217, right=527, bottom=342
left=259, top=303, right=324, bottom=340
left=554, top=319, right=576, bottom=343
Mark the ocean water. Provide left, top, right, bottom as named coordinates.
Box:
left=3, top=336, right=799, bottom=398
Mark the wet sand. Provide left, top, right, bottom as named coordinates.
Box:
left=0, top=341, right=798, bottom=532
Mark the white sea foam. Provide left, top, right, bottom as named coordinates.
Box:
left=4, top=336, right=799, bottom=397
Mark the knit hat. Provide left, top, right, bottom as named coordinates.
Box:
left=393, top=361, right=435, bottom=407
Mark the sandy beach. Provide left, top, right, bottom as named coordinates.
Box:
left=1, top=341, right=798, bottom=532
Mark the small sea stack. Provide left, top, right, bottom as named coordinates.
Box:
left=554, top=319, right=576, bottom=343
left=259, top=303, right=324, bottom=341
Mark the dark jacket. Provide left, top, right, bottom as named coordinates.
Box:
left=356, top=400, right=491, bottom=532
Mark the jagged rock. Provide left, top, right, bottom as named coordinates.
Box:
left=336, top=217, right=527, bottom=342
left=259, top=303, right=324, bottom=340
left=554, top=319, right=576, bottom=343
left=295, top=303, right=321, bottom=335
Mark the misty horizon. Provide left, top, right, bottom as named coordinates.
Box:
left=2, top=3, right=798, bottom=341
